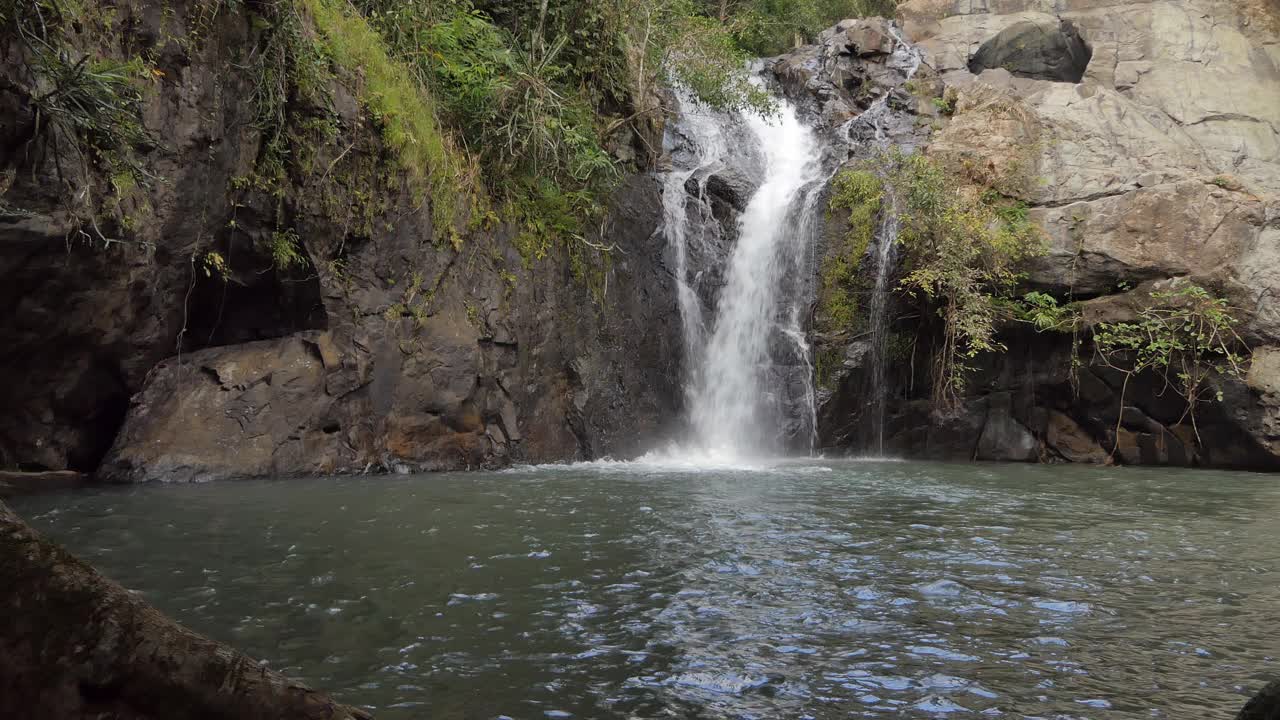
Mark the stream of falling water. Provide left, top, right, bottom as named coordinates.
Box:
left=660, top=91, right=729, bottom=366
left=659, top=25, right=922, bottom=461
left=661, top=89, right=825, bottom=459
left=862, top=26, right=923, bottom=454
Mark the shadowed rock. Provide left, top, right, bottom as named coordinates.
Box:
left=1238, top=680, right=1280, bottom=720
left=968, top=20, right=1092, bottom=83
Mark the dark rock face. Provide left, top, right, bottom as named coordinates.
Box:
left=1, top=0, right=682, bottom=482
left=1238, top=680, right=1280, bottom=720
left=968, top=20, right=1092, bottom=83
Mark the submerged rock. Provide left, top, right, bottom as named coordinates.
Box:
left=0, top=471, right=88, bottom=497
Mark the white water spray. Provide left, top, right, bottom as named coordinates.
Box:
left=686, top=98, right=824, bottom=458
left=659, top=91, right=730, bottom=361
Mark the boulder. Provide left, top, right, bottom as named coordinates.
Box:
left=97, top=336, right=340, bottom=483
left=976, top=403, right=1041, bottom=461
left=968, top=19, right=1092, bottom=82
left=845, top=23, right=896, bottom=57
left=1046, top=411, right=1109, bottom=464
left=1238, top=679, right=1280, bottom=720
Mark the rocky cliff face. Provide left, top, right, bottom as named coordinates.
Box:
left=800, top=0, right=1280, bottom=468
left=0, top=0, right=683, bottom=482
left=5, top=0, right=1279, bottom=481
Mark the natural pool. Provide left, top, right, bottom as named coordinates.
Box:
left=13, top=459, right=1280, bottom=718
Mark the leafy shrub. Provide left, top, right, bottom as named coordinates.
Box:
left=817, top=168, right=882, bottom=334
left=1093, top=283, right=1249, bottom=446
left=882, top=150, right=1044, bottom=411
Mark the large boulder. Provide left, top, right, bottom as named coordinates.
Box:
left=968, top=19, right=1092, bottom=82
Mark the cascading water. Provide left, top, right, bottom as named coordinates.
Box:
left=660, top=87, right=826, bottom=459
left=858, top=26, right=923, bottom=454
left=659, top=91, right=730, bottom=363
left=656, top=23, right=925, bottom=461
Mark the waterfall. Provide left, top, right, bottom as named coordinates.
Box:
left=655, top=23, right=923, bottom=461
left=660, top=89, right=825, bottom=459
left=858, top=25, right=923, bottom=454
left=659, top=92, right=730, bottom=365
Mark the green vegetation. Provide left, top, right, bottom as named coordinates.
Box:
left=893, top=152, right=1044, bottom=410
left=5, top=0, right=901, bottom=282
left=734, top=0, right=897, bottom=55
left=1013, top=290, right=1077, bottom=332
left=266, top=229, right=308, bottom=270
left=306, top=0, right=476, bottom=224
left=819, top=169, right=882, bottom=334
left=2, top=0, right=155, bottom=239
left=819, top=150, right=1046, bottom=407
left=1093, top=283, right=1248, bottom=447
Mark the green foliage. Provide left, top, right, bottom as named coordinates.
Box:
left=360, top=1, right=618, bottom=193
left=817, top=168, right=882, bottom=334
left=733, top=0, right=897, bottom=56
left=1014, top=290, right=1079, bottom=332
left=29, top=54, right=150, bottom=163
left=3, top=0, right=153, bottom=215
left=303, top=0, right=476, bottom=230
left=885, top=149, right=1045, bottom=411
left=265, top=228, right=308, bottom=270
left=201, top=250, right=230, bottom=280
left=1093, top=283, right=1249, bottom=446
left=243, top=1, right=336, bottom=195
left=656, top=1, right=773, bottom=114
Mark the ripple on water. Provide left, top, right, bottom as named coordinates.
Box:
left=9, top=459, right=1280, bottom=720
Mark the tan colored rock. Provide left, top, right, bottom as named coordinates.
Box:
left=1247, top=346, right=1280, bottom=396
left=1027, top=181, right=1263, bottom=292
left=1046, top=410, right=1109, bottom=463
left=901, top=0, right=1280, bottom=195
left=97, top=337, right=338, bottom=483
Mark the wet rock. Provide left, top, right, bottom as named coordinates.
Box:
left=0, top=471, right=88, bottom=498
left=704, top=169, right=756, bottom=213
left=1238, top=679, right=1280, bottom=720
left=845, top=24, right=895, bottom=57
left=1046, top=412, right=1108, bottom=464
left=976, top=401, right=1040, bottom=462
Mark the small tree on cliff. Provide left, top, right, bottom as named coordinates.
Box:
left=886, top=151, right=1045, bottom=413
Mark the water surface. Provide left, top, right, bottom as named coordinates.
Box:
left=13, top=459, right=1280, bottom=718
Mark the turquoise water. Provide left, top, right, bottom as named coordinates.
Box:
left=12, top=459, right=1280, bottom=718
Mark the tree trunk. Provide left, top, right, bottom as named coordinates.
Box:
left=0, top=500, right=373, bottom=719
